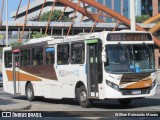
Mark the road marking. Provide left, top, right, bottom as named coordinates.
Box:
left=149, top=106, right=160, bottom=110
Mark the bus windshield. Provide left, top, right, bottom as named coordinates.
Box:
left=105, top=44, right=155, bottom=73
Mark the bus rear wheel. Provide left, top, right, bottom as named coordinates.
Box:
left=118, top=99, right=132, bottom=106
left=77, top=85, right=91, bottom=108
left=26, top=83, right=36, bottom=101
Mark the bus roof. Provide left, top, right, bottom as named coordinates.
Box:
left=3, top=31, right=153, bottom=50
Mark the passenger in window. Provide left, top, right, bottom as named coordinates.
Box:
left=58, top=48, right=63, bottom=64
left=46, top=52, right=54, bottom=64
left=33, top=59, right=38, bottom=66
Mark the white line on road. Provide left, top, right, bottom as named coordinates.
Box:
left=149, top=106, right=160, bottom=110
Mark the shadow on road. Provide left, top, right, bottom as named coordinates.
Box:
left=1, top=86, right=160, bottom=110
left=10, top=96, right=160, bottom=110
left=0, top=98, right=18, bottom=105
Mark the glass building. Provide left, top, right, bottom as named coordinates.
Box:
left=91, top=0, right=130, bottom=22
left=136, top=0, right=160, bottom=17
left=89, top=0, right=159, bottom=22
left=141, top=0, right=153, bottom=16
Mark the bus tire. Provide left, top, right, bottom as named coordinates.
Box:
left=77, top=85, right=91, bottom=108
left=118, top=99, right=132, bottom=106
left=26, top=83, right=36, bottom=101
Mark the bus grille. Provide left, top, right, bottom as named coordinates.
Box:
left=120, top=88, right=150, bottom=95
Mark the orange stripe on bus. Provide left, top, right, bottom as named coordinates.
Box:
left=124, top=79, right=152, bottom=89
left=6, top=70, right=42, bottom=81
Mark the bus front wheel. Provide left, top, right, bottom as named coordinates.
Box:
left=118, top=99, right=132, bottom=106
left=77, top=85, right=91, bottom=108
left=26, top=83, right=36, bottom=101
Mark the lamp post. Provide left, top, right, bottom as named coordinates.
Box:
left=130, top=0, right=136, bottom=31
left=6, top=0, right=8, bottom=47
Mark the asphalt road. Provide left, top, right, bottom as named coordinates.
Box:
left=1, top=86, right=160, bottom=111
left=1, top=86, right=160, bottom=119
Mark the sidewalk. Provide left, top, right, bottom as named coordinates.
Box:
left=0, top=97, right=31, bottom=111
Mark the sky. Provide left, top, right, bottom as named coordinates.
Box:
left=0, top=0, right=34, bottom=21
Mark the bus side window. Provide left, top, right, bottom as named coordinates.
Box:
left=21, top=49, right=31, bottom=66
left=71, top=42, right=84, bottom=64
left=46, top=48, right=55, bottom=65
left=32, top=47, right=43, bottom=66
left=57, top=44, right=69, bottom=65
left=4, top=51, right=12, bottom=68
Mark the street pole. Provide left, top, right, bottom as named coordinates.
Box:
left=130, top=0, right=136, bottom=31
left=6, top=0, right=8, bottom=47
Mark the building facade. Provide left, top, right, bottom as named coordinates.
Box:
left=136, top=0, right=160, bottom=17
left=11, top=0, right=160, bottom=22
left=11, top=0, right=73, bottom=21
left=6, top=0, right=160, bottom=70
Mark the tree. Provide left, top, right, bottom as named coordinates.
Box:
left=10, top=42, right=23, bottom=47
left=39, top=9, right=71, bottom=22
left=136, top=15, right=150, bottom=23
left=32, top=32, right=48, bottom=39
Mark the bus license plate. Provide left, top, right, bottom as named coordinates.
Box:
left=132, top=90, right=141, bottom=95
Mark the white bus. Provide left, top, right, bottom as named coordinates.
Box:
left=2, top=31, right=157, bottom=107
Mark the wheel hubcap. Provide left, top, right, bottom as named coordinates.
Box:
left=80, top=91, right=87, bottom=102
left=27, top=87, right=32, bottom=98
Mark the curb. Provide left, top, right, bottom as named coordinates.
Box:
left=0, top=97, right=32, bottom=111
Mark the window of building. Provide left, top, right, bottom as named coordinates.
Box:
left=106, top=0, right=112, bottom=22
left=97, top=0, right=103, bottom=4
left=32, top=47, right=43, bottom=65
left=71, top=42, right=85, bottom=64
left=114, top=0, right=121, bottom=14
left=46, top=47, right=55, bottom=64
left=141, top=0, right=152, bottom=16
left=21, top=49, right=30, bottom=66
left=123, top=0, right=129, bottom=18
left=57, top=44, right=69, bottom=65
left=91, top=7, right=97, bottom=13
left=4, top=51, right=12, bottom=68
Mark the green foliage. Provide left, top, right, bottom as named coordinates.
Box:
left=32, top=32, right=48, bottom=39
left=136, top=15, right=150, bottom=23
left=39, top=9, right=71, bottom=22
left=10, top=42, right=23, bottom=47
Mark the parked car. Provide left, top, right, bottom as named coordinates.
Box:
left=0, top=72, right=3, bottom=87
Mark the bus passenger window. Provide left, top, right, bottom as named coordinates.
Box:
left=4, top=51, right=12, bottom=68
left=32, top=47, right=43, bottom=66
left=71, top=42, right=84, bottom=64
left=46, top=48, right=55, bottom=64
left=57, top=44, right=69, bottom=65
left=21, top=49, right=30, bottom=66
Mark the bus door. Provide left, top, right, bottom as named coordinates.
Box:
left=86, top=39, right=102, bottom=98
left=13, top=49, right=20, bottom=94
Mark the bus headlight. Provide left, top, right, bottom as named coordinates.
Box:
left=106, top=80, right=119, bottom=91
left=151, top=80, right=157, bottom=89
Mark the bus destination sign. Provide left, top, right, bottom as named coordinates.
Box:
left=107, top=33, right=152, bottom=41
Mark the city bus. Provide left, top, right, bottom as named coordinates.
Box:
left=2, top=30, right=157, bottom=108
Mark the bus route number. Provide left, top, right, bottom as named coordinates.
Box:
left=107, top=33, right=152, bottom=41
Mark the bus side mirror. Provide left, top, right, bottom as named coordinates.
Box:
left=102, top=51, right=106, bottom=62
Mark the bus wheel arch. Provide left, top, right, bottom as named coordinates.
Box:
left=25, top=81, right=36, bottom=101
left=75, top=82, right=91, bottom=108
left=75, top=81, right=84, bottom=99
